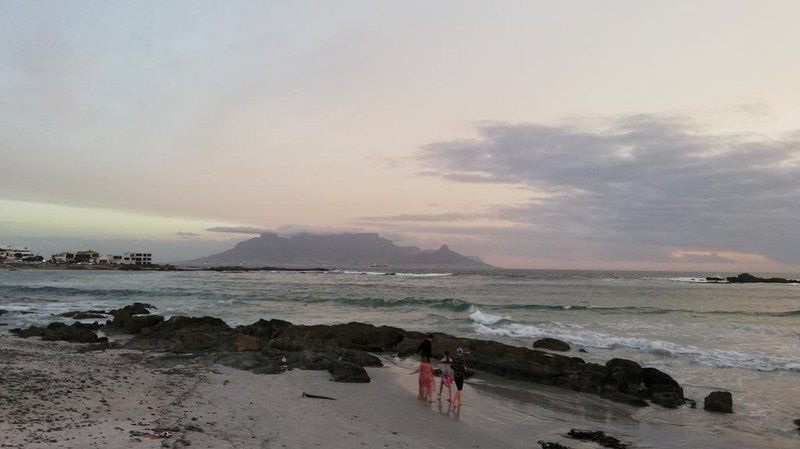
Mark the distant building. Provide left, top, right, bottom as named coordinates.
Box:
left=1, top=246, right=43, bottom=263
left=122, top=252, right=152, bottom=265
left=74, top=250, right=100, bottom=264
left=52, top=252, right=76, bottom=264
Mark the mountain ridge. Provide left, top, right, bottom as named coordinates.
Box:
left=181, top=232, right=492, bottom=268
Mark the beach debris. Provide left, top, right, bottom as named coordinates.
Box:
left=566, top=429, right=630, bottom=449
left=533, top=338, right=571, bottom=352
left=794, top=418, right=800, bottom=433
left=302, top=392, right=337, bottom=400
left=704, top=391, right=733, bottom=413
left=538, top=441, right=572, bottom=449
left=185, top=424, right=204, bottom=432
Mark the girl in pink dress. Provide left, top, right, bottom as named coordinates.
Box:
left=411, top=362, right=435, bottom=403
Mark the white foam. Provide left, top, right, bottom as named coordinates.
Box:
left=468, top=308, right=507, bottom=325
left=394, top=272, right=453, bottom=278
left=473, top=322, right=800, bottom=372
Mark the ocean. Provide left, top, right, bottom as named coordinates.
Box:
left=1, top=268, right=798, bottom=448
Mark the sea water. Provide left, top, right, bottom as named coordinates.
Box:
left=1, top=268, right=798, bottom=448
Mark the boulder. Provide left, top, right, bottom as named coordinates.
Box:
left=538, top=442, right=572, bottom=449
left=328, top=360, right=370, bottom=383
left=641, top=367, right=684, bottom=408
left=59, top=310, right=108, bottom=320
left=125, top=316, right=236, bottom=352
left=11, top=322, right=106, bottom=344
left=113, top=314, right=164, bottom=334
left=109, top=302, right=155, bottom=317
left=534, top=338, right=571, bottom=352
left=0, top=309, right=8, bottom=315
left=604, top=358, right=642, bottom=395
left=704, top=391, right=733, bottom=413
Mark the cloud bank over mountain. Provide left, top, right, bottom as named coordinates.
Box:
left=414, top=114, right=800, bottom=266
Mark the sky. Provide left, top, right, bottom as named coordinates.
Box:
left=2, top=0, right=800, bottom=270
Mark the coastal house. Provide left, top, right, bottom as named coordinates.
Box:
left=1, top=245, right=39, bottom=261
left=74, top=250, right=100, bottom=264
left=122, top=252, right=152, bottom=265
left=52, top=251, right=76, bottom=263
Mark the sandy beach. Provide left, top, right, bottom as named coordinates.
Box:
left=0, top=334, right=547, bottom=449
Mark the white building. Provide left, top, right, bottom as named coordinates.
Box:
left=1, top=245, right=38, bottom=261
left=121, top=252, right=152, bottom=265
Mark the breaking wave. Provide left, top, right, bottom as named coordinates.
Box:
left=473, top=322, right=800, bottom=372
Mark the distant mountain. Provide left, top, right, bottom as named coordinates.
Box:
left=181, top=232, right=492, bottom=269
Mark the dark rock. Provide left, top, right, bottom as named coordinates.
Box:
left=109, top=302, right=155, bottom=317
left=58, top=310, right=108, bottom=320
left=328, top=360, right=370, bottom=383
left=604, top=358, right=642, bottom=396
left=566, top=429, right=629, bottom=449
left=641, top=367, right=684, bottom=408
left=704, top=391, right=733, bottom=413
left=726, top=273, right=798, bottom=283
left=574, top=363, right=608, bottom=394
left=125, top=316, right=235, bottom=352
left=0, top=309, right=7, bottom=315
left=578, top=348, right=587, bottom=353
left=80, top=341, right=123, bottom=352
left=113, top=314, right=164, bottom=334
left=396, top=336, right=423, bottom=357
left=237, top=319, right=293, bottom=340
left=185, top=425, right=203, bottom=433
left=534, top=338, right=571, bottom=352
left=11, top=322, right=106, bottom=343
left=338, top=349, right=382, bottom=367
left=538, top=442, right=572, bottom=449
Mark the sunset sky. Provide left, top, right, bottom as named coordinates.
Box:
left=2, top=1, right=800, bottom=270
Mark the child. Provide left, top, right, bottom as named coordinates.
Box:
left=411, top=361, right=435, bottom=403
left=438, top=351, right=453, bottom=401
left=451, top=347, right=466, bottom=407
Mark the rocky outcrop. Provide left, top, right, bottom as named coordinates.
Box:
left=704, top=391, right=733, bottom=413
left=533, top=338, right=571, bottom=352
left=12, top=303, right=697, bottom=399
left=11, top=322, right=106, bottom=344
left=58, top=310, right=108, bottom=320
left=726, top=273, right=798, bottom=283
left=566, top=430, right=629, bottom=449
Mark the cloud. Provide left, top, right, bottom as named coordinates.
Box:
left=176, top=231, right=201, bottom=238
left=357, top=212, right=484, bottom=223
left=419, top=114, right=800, bottom=265
left=206, top=226, right=271, bottom=235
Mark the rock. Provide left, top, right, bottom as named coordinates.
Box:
left=0, top=309, right=8, bottom=315
left=538, top=442, right=572, bottom=449
left=641, top=367, right=684, bottom=408
left=185, top=425, right=203, bottom=433
left=234, top=334, right=263, bottom=352
left=704, top=391, right=733, bottom=413
left=533, top=338, right=571, bottom=352
left=125, top=316, right=235, bottom=352
left=11, top=322, right=106, bottom=343
left=328, top=360, right=370, bottom=383
left=574, top=363, right=608, bottom=394
left=338, top=349, right=382, bottom=367
left=726, top=273, right=798, bottom=283
left=109, top=302, right=155, bottom=316
left=79, top=341, right=123, bottom=352
left=566, top=429, right=629, bottom=449
left=58, top=310, right=108, bottom=320
left=604, top=358, right=642, bottom=396
left=114, top=314, right=164, bottom=334
left=396, top=336, right=423, bottom=357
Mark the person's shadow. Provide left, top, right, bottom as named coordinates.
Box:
left=437, top=396, right=461, bottom=420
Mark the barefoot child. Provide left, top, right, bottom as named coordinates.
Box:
left=438, top=351, right=453, bottom=401
left=451, top=347, right=467, bottom=407
left=411, top=361, right=435, bottom=402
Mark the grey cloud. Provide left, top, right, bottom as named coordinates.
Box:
left=357, top=212, right=484, bottom=223
left=673, top=253, right=735, bottom=264
left=206, top=226, right=271, bottom=235
left=419, top=115, right=800, bottom=264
